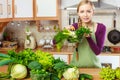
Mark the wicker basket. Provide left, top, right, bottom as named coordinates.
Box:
left=0, top=41, right=18, bottom=52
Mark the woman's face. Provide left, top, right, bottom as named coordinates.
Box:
left=78, top=4, right=94, bottom=23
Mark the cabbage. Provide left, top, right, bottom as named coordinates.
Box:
left=63, top=67, right=79, bottom=80
left=10, top=64, right=27, bottom=79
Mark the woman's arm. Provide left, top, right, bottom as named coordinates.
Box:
left=86, top=23, right=106, bottom=55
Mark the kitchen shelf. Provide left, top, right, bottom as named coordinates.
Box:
left=100, top=53, right=120, bottom=56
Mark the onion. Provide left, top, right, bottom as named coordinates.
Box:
left=11, top=64, right=27, bottom=79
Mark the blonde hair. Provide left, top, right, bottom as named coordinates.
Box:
left=77, top=0, right=95, bottom=27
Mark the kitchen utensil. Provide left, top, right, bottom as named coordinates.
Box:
left=102, top=46, right=111, bottom=52
left=69, top=16, right=71, bottom=25
left=24, top=31, right=36, bottom=49
left=107, top=13, right=120, bottom=45
left=39, top=39, right=45, bottom=46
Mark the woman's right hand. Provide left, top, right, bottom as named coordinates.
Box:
left=66, top=25, right=75, bottom=31
left=84, top=33, right=91, bottom=37
left=70, top=26, right=75, bottom=31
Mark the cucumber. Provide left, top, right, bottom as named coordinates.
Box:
left=0, top=53, right=10, bottom=58
left=0, top=59, right=14, bottom=66
left=79, top=76, right=85, bottom=80
left=79, top=73, right=93, bottom=80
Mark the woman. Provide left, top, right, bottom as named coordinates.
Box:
left=70, top=0, right=106, bottom=68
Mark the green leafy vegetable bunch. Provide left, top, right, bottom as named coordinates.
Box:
left=8, top=49, right=37, bottom=66
left=0, top=48, right=93, bottom=80
left=53, top=26, right=92, bottom=48
left=35, top=50, right=55, bottom=70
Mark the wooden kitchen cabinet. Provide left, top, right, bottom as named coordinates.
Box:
left=0, top=0, right=7, bottom=18
left=34, top=0, right=61, bottom=29
left=13, top=0, right=33, bottom=20
left=0, top=0, right=61, bottom=28
left=35, top=0, right=60, bottom=20
left=0, top=0, right=12, bottom=22
left=7, top=0, right=13, bottom=18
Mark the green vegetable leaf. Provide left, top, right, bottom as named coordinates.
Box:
left=53, top=58, right=72, bottom=79
left=49, top=73, right=60, bottom=80
left=35, top=50, right=54, bottom=70
left=54, top=27, right=92, bottom=45
left=28, top=61, right=42, bottom=70
left=75, top=26, right=92, bottom=39
left=0, top=59, right=14, bottom=66
left=0, top=53, right=10, bottom=58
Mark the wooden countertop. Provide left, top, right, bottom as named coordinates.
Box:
left=0, top=46, right=119, bottom=80
left=1, top=46, right=120, bottom=64
left=1, top=46, right=120, bottom=56
left=0, top=65, right=102, bottom=80
left=18, top=46, right=120, bottom=55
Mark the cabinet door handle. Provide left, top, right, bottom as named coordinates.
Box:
left=7, top=4, right=11, bottom=15
left=0, top=4, right=3, bottom=15
left=14, top=5, right=17, bottom=15
left=36, top=5, right=38, bottom=15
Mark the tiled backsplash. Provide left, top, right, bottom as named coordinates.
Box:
left=4, top=21, right=58, bottom=47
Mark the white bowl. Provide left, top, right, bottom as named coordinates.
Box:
left=39, top=39, right=45, bottom=46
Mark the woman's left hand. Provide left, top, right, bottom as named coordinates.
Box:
left=84, top=33, right=91, bottom=37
